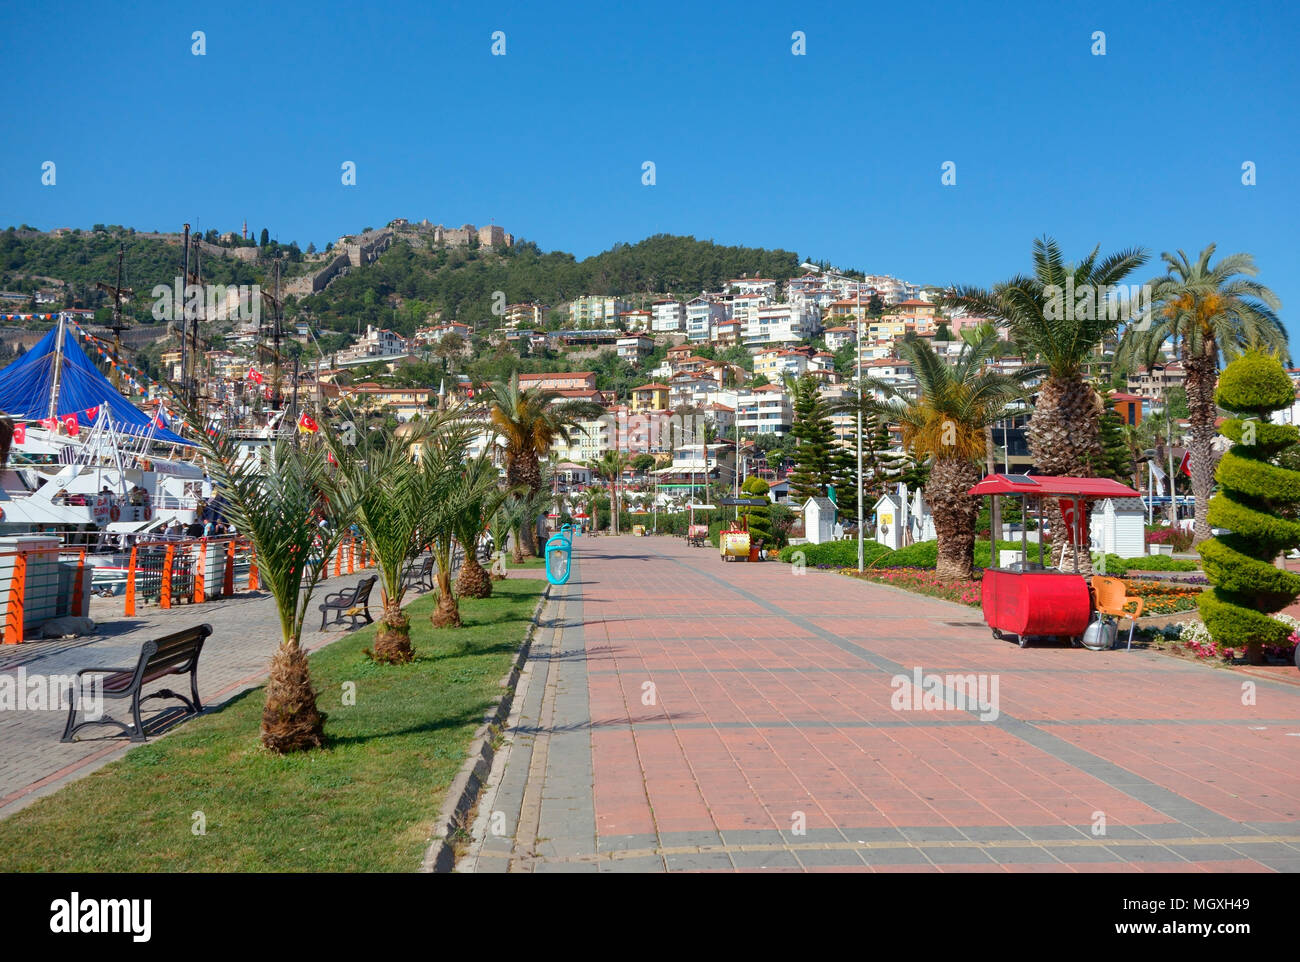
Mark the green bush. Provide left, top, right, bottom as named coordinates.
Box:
left=1215, top=350, right=1296, bottom=416
left=1114, top=555, right=1198, bottom=572
left=777, top=540, right=893, bottom=567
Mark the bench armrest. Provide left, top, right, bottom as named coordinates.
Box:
left=320, top=589, right=355, bottom=606
left=75, top=665, right=139, bottom=677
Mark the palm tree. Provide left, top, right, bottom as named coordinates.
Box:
left=946, top=236, right=1149, bottom=572
left=189, top=430, right=356, bottom=753
left=488, top=497, right=527, bottom=578
left=325, top=418, right=457, bottom=663
left=870, top=331, right=1036, bottom=580
left=1119, top=245, right=1285, bottom=543
left=485, top=374, right=603, bottom=556
left=587, top=450, right=629, bottom=535
left=453, top=454, right=514, bottom=599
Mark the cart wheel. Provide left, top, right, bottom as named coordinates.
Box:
left=1017, top=634, right=1030, bottom=648
left=991, top=628, right=1004, bottom=641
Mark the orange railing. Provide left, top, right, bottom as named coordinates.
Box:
left=122, top=534, right=374, bottom=617
left=1, top=545, right=91, bottom=645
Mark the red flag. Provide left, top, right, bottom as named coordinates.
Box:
left=85, top=405, right=99, bottom=422
left=263, top=385, right=273, bottom=400
left=40, top=417, right=57, bottom=431
left=61, top=412, right=79, bottom=436
left=247, top=367, right=264, bottom=384
left=1057, top=498, right=1089, bottom=546
left=466, top=387, right=475, bottom=399
left=12, top=424, right=25, bottom=445
left=1179, top=451, right=1191, bottom=477
left=326, top=449, right=337, bottom=465
left=298, top=412, right=319, bottom=434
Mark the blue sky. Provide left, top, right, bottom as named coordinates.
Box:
left=2, top=0, right=1297, bottom=338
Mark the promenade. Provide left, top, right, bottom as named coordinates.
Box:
left=464, top=535, right=1300, bottom=872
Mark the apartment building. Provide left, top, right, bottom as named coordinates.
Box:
left=650, top=299, right=685, bottom=333
left=616, top=334, right=655, bottom=362
left=823, top=325, right=856, bottom=352
left=686, top=296, right=727, bottom=342
left=744, top=302, right=816, bottom=348
left=568, top=295, right=630, bottom=327
left=630, top=383, right=670, bottom=412
left=735, top=385, right=793, bottom=435
left=727, top=277, right=779, bottom=299
left=1127, top=362, right=1186, bottom=400
left=518, top=371, right=597, bottom=392
left=753, top=348, right=809, bottom=381
left=616, top=310, right=652, bottom=332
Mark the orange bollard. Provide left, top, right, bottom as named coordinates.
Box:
left=224, top=540, right=235, bottom=596
left=348, top=538, right=355, bottom=574
left=125, top=546, right=138, bottom=616
left=161, top=544, right=175, bottom=608
left=3, top=552, right=26, bottom=644
left=194, top=539, right=207, bottom=603
left=248, top=549, right=259, bottom=591
left=334, top=543, right=342, bottom=577
left=72, top=548, right=85, bottom=614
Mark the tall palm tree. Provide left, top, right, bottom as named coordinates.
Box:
left=870, top=331, right=1036, bottom=580
left=190, top=430, right=356, bottom=753
left=485, top=374, right=604, bottom=556
left=1119, top=245, right=1285, bottom=543
left=947, top=236, right=1149, bottom=572
left=587, top=449, right=629, bottom=535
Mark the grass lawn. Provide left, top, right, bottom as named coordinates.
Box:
left=0, top=578, right=546, bottom=872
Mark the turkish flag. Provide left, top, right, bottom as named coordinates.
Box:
left=1179, top=451, right=1191, bottom=477
left=12, top=424, right=25, bottom=445
left=298, top=412, right=319, bottom=434
left=40, top=417, right=57, bottom=431
left=466, top=388, right=475, bottom=399
left=1057, top=498, right=1089, bottom=547
left=85, top=405, right=99, bottom=422
left=263, top=386, right=273, bottom=400
left=61, top=412, right=79, bottom=436
left=247, top=367, right=264, bottom=384
left=326, top=449, right=337, bottom=465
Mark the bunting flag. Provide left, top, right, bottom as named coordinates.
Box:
left=298, top=412, right=319, bottom=434
left=39, top=417, right=57, bottom=430
left=1179, top=451, right=1191, bottom=477
left=263, top=385, right=272, bottom=400
left=12, top=424, right=25, bottom=445
left=61, top=412, right=79, bottom=436
left=153, top=404, right=170, bottom=430
left=0, top=312, right=60, bottom=321
left=84, top=405, right=99, bottom=422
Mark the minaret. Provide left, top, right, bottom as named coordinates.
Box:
left=242, top=220, right=248, bottom=240
left=438, top=378, right=447, bottom=411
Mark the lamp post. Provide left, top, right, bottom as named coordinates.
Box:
left=802, top=263, right=865, bottom=572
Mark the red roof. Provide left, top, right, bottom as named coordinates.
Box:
left=967, top=474, right=1141, bottom=498
left=1110, top=392, right=1145, bottom=402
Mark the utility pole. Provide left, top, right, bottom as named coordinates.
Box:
left=178, top=223, right=191, bottom=396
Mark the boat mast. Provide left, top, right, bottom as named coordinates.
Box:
left=178, top=223, right=191, bottom=402
left=47, top=312, right=67, bottom=420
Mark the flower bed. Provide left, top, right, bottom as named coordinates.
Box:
left=1123, top=579, right=1202, bottom=615
left=1148, top=616, right=1300, bottom=664
left=844, top=567, right=982, bottom=607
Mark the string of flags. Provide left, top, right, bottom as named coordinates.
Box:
left=0, top=312, right=60, bottom=321
left=67, top=320, right=164, bottom=401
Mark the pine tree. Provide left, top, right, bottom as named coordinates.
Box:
left=1093, top=401, right=1130, bottom=482
left=260, top=228, right=270, bottom=248
left=787, top=375, right=835, bottom=502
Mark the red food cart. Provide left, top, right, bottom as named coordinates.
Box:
left=966, top=474, right=1143, bottom=648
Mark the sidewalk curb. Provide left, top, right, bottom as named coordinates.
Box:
left=420, top=580, right=552, bottom=873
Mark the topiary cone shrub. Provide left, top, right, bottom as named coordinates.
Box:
left=1197, top=351, right=1300, bottom=664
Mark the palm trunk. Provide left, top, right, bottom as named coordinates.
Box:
left=985, top=424, right=999, bottom=542
left=431, top=568, right=460, bottom=628
left=371, top=597, right=413, bottom=664
left=1184, top=347, right=1219, bottom=546
left=928, top=457, right=980, bottom=581
left=511, top=526, right=525, bottom=564
left=261, top=643, right=326, bottom=753
left=456, top=553, right=492, bottom=598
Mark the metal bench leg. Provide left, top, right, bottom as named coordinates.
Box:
left=190, top=668, right=203, bottom=713
left=60, top=680, right=79, bottom=743
left=129, top=693, right=147, bottom=742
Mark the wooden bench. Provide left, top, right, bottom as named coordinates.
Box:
left=61, top=623, right=212, bottom=743
left=318, top=574, right=377, bottom=630
left=402, top=555, right=434, bottom=592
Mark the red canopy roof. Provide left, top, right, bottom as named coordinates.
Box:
left=967, top=474, right=1142, bottom=498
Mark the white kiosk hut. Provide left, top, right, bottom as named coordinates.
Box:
left=873, top=490, right=904, bottom=550
left=1089, top=497, right=1145, bottom=558
left=801, top=497, right=837, bottom=545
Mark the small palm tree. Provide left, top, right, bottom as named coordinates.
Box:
left=871, top=331, right=1036, bottom=580
left=587, top=450, right=629, bottom=535
left=1120, top=245, right=1285, bottom=543
left=453, top=456, right=514, bottom=599
left=485, top=374, right=603, bottom=555
left=326, top=417, right=458, bottom=663
left=946, top=236, right=1148, bottom=571
left=488, top=497, right=527, bottom=579
left=189, top=429, right=356, bottom=753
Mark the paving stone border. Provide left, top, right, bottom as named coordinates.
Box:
left=420, top=582, right=552, bottom=873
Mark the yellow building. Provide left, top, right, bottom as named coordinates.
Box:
left=630, top=382, right=669, bottom=412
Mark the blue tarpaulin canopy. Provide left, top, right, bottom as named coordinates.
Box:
left=0, top=323, right=192, bottom=445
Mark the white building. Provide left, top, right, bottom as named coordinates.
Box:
left=651, top=299, right=685, bottom=333
left=686, top=296, right=726, bottom=343
left=727, top=277, right=779, bottom=299
left=735, top=386, right=793, bottom=435
left=744, top=302, right=817, bottom=348
left=569, top=295, right=630, bottom=327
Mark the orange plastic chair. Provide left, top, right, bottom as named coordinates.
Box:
left=1091, top=575, right=1145, bottom=650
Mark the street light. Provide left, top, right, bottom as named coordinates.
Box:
left=802, top=263, right=865, bottom=572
